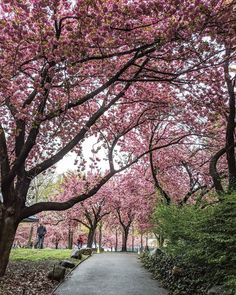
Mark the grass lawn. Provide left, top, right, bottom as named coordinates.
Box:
left=10, top=248, right=73, bottom=261
left=3, top=249, right=85, bottom=295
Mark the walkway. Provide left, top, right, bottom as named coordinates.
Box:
left=54, top=253, right=168, bottom=295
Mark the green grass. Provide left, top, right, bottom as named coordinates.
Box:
left=10, top=248, right=73, bottom=261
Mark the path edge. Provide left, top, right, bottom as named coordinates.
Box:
left=50, top=254, right=91, bottom=295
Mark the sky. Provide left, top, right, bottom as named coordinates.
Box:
left=55, top=152, right=77, bottom=174
left=55, top=137, right=109, bottom=175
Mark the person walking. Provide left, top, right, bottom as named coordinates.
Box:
left=35, top=223, right=47, bottom=249
left=77, top=235, right=83, bottom=249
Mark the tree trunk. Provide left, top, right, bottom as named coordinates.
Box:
left=55, top=240, right=59, bottom=249
left=145, top=234, right=149, bottom=251
left=68, top=229, right=73, bottom=249
left=87, top=227, right=96, bottom=248
left=159, top=234, right=164, bottom=248
left=115, top=229, right=118, bottom=252
left=121, top=227, right=129, bottom=252
left=94, top=232, right=97, bottom=248
left=209, top=148, right=225, bottom=194
left=27, top=224, right=34, bottom=248
left=140, top=232, right=143, bottom=253
left=222, top=50, right=236, bottom=192
left=0, top=216, right=18, bottom=277
left=98, top=223, right=102, bottom=251
left=154, top=232, right=164, bottom=248
left=131, top=226, right=134, bottom=252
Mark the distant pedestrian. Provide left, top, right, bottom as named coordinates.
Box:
left=35, top=223, right=47, bottom=249
left=77, top=235, right=83, bottom=249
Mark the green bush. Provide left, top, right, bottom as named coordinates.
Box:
left=141, top=251, right=209, bottom=295
left=153, top=203, right=210, bottom=261
left=147, top=193, right=236, bottom=294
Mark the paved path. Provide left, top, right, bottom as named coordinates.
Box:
left=54, top=253, right=168, bottom=295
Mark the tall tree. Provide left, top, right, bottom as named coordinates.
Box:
left=110, top=172, right=155, bottom=251
left=0, top=0, right=234, bottom=275
left=55, top=173, right=112, bottom=248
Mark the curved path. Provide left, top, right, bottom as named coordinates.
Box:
left=54, top=253, right=168, bottom=295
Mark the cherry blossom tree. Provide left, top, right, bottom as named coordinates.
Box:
left=208, top=55, right=236, bottom=194
left=54, top=173, right=112, bottom=248
left=71, top=196, right=111, bottom=248
left=14, top=222, right=38, bottom=248
left=0, top=0, right=235, bottom=276
left=100, top=222, right=122, bottom=251
left=108, top=171, right=155, bottom=251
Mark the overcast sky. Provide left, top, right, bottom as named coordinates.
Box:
left=55, top=137, right=109, bottom=174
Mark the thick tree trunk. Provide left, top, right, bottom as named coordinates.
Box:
left=210, top=148, right=226, bottom=195
left=121, top=227, right=129, bottom=252
left=87, top=227, right=96, bottom=248
left=224, top=54, right=236, bottom=192
left=93, top=232, right=97, bottom=248
left=0, top=216, right=18, bottom=277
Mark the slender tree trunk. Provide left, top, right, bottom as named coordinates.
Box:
left=27, top=224, right=34, bottom=248
left=154, top=232, right=164, bottom=248
left=159, top=234, right=164, bottom=248
left=98, top=223, right=102, bottom=251
left=115, top=229, right=118, bottom=252
left=140, top=232, right=143, bottom=252
left=68, top=229, right=73, bottom=249
left=145, top=234, right=149, bottom=251
left=55, top=240, right=59, bottom=249
left=0, top=216, right=18, bottom=277
left=131, top=226, right=134, bottom=252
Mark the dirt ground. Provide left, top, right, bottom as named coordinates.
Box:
left=0, top=260, right=62, bottom=295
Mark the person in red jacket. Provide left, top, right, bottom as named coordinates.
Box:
left=77, top=235, right=83, bottom=249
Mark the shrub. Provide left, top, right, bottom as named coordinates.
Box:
left=146, top=193, right=236, bottom=294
